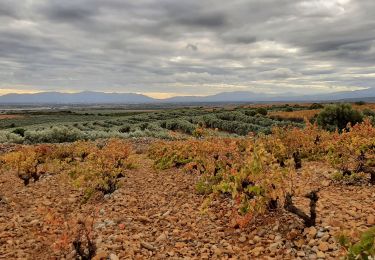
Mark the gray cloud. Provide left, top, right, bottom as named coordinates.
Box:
left=186, top=44, right=198, bottom=51
left=0, top=0, right=374, bottom=96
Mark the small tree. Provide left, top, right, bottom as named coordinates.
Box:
left=12, top=128, right=25, bottom=137
left=256, top=107, right=268, bottom=116
left=316, top=103, right=363, bottom=131
left=363, top=108, right=375, bottom=117
left=354, top=100, right=366, bottom=106
left=309, top=103, right=324, bottom=110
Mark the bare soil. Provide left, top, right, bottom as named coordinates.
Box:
left=0, top=147, right=374, bottom=259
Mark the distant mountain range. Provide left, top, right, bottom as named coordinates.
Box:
left=0, top=88, right=374, bottom=104
left=0, top=91, right=154, bottom=104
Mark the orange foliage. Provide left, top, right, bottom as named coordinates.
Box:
left=269, top=109, right=320, bottom=121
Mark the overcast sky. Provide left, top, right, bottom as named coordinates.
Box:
left=0, top=0, right=374, bottom=98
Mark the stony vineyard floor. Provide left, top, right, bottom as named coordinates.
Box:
left=0, top=146, right=374, bottom=259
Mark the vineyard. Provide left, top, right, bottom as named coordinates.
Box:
left=0, top=103, right=375, bottom=259
left=0, top=104, right=307, bottom=144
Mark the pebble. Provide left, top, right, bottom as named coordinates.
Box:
left=269, top=242, right=281, bottom=252
left=92, top=251, right=107, bottom=260
left=155, top=232, right=167, bottom=242
left=308, top=239, right=316, bottom=246
left=252, top=246, right=264, bottom=257
left=316, top=231, right=325, bottom=238
left=316, top=251, right=326, bottom=258
left=141, top=241, right=157, bottom=251
left=367, top=215, right=375, bottom=225
left=274, top=235, right=282, bottom=241
left=253, top=236, right=261, bottom=243
left=109, top=254, right=119, bottom=260
left=1, top=152, right=373, bottom=259
left=318, top=242, right=329, bottom=252
left=239, top=235, right=247, bottom=242
left=307, top=227, right=317, bottom=239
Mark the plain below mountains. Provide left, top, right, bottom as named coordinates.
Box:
left=0, top=88, right=374, bottom=104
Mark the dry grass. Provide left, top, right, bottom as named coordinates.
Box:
left=353, top=103, right=375, bottom=111
left=268, top=109, right=321, bottom=121
left=0, top=114, right=23, bottom=120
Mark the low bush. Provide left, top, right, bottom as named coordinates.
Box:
left=12, top=128, right=26, bottom=137
left=256, top=107, right=268, bottom=116
left=24, top=126, right=87, bottom=144
left=149, top=138, right=317, bottom=227
left=0, top=131, right=24, bottom=144
left=1, top=144, right=55, bottom=185
left=354, top=101, right=366, bottom=106
left=309, top=103, right=324, bottom=109
left=317, top=103, right=363, bottom=132
left=119, top=125, right=131, bottom=133
left=338, top=226, right=375, bottom=259
left=363, top=108, right=375, bottom=117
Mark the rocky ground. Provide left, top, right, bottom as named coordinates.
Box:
left=0, top=144, right=374, bottom=259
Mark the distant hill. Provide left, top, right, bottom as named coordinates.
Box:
left=0, top=91, right=155, bottom=104
left=163, top=88, right=375, bottom=103
left=0, top=88, right=374, bottom=104
left=164, top=91, right=274, bottom=103
left=285, top=88, right=375, bottom=102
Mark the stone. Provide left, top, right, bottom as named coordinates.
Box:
left=30, top=219, right=39, bottom=226
left=140, top=241, right=157, bottom=251
left=104, top=220, right=115, bottom=226
left=213, top=247, right=222, bottom=256
left=269, top=242, right=281, bottom=252
left=92, top=251, right=107, bottom=260
left=253, top=236, right=261, bottom=243
left=273, top=224, right=279, bottom=231
left=316, top=251, right=325, bottom=258
left=118, top=223, right=125, bottom=230
left=109, top=254, right=119, bottom=260
left=308, top=239, right=317, bottom=246
left=175, top=242, right=186, bottom=248
left=297, top=251, right=306, bottom=257
left=137, top=216, right=151, bottom=223
left=287, top=229, right=299, bottom=241
left=155, top=232, right=167, bottom=242
left=367, top=215, right=375, bottom=225
left=318, top=242, right=329, bottom=252
left=321, top=234, right=330, bottom=242
left=95, top=223, right=106, bottom=229
left=308, top=227, right=317, bottom=239
left=161, top=210, right=171, bottom=218
left=252, top=246, right=264, bottom=257
left=239, top=235, right=247, bottom=242
left=257, top=229, right=266, bottom=237
left=294, top=239, right=305, bottom=248
left=96, top=236, right=103, bottom=245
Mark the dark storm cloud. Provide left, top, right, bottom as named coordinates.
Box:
left=0, top=0, right=21, bottom=18
left=175, top=13, right=227, bottom=28
left=186, top=44, right=198, bottom=51
left=231, top=36, right=257, bottom=45
left=41, top=3, right=97, bottom=22
left=0, top=0, right=374, bottom=96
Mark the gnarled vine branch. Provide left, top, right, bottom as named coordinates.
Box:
left=284, top=190, right=319, bottom=227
